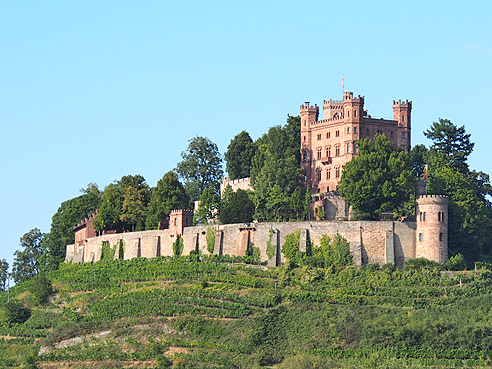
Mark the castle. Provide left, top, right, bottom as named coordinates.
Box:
left=65, top=91, right=449, bottom=266
left=301, top=91, right=411, bottom=193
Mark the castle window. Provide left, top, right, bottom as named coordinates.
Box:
left=336, top=130, right=340, bottom=137
left=304, top=120, right=307, bottom=126
left=347, top=142, right=351, bottom=153
left=174, top=218, right=178, bottom=226
left=347, top=111, right=350, bottom=117
left=317, top=134, right=322, bottom=141
left=303, top=151, right=308, bottom=161
left=402, top=115, right=405, bottom=122
left=353, top=141, right=357, bottom=153
left=326, top=146, right=331, bottom=157
left=327, top=132, right=331, bottom=139
left=354, top=127, right=357, bottom=133
left=419, top=233, right=423, bottom=242
left=316, top=168, right=321, bottom=181
left=439, top=233, right=443, bottom=241
left=335, top=167, right=340, bottom=178
left=390, top=131, right=393, bottom=138
left=335, top=146, right=340, bottom=157
left=317, top=148, right=322, bottom=159
left=303, top=172, right=307, bottom=181
left=366, top=129, right=369, bottom=135
left=304, top=136, right=307, bottom=142
left=423, top=212, right=426, bottom=221
left=347, top=127, right=350, bottom=133
left=327, top=168, right=331, bottom=179
left=354, top=110, right=357, bottom=117
left=402, top=132, right=406, bottom=138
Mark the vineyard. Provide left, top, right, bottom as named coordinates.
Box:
left=2, top=256, right=492, bottom=368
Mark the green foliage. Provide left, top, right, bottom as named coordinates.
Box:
left=94, top=175, right=151, bottom=233
left=424, top=118, right=474, bottom=173
left=219, top=188, right=255, bottom=224
left=309, top=234, right=353, bottom=269
left=193, top=187, right=220, bottom=225
left=0, top=301, right=31, bottom=326
left=118, top=240, right=125, bottom=259
left=28, top=273, right=53, bottom=305
left=266, top=227, right=275, bottom=259
left=245, top=242, right=261, bottom=264
left=314, top=205, right=325, bottom=221
left=173, top=235, right=184, bottom=257
left=444, top=254, right=466, bottom=271
left=225, top=130, right=256, bottom=180
left=101, top=241, right=115, bottom=261
left=12, top=228, right=44, bottom=283
left=0, top=259, right=8, bottom=291
left=175, top=136, right=223, bottom=201
left=251, top=115, right=304, bottom=222
left=206, top=226, right=215, bottom=254
left=145, top=171, right=189, bottom=230
left=281, top=231, right=302, bottom=264
left=44, top=183, right=102, bottom=270
left=339, top=134, right=415, bottom=220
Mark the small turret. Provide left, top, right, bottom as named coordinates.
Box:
left=415, top=195, right=449, bottom=263
left=300, top=102, right=319, bottom=129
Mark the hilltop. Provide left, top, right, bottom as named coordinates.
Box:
left=2, top=257, right=492, bottom=368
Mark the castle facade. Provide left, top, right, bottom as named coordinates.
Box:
left=301, top=91, right=411, bottom=193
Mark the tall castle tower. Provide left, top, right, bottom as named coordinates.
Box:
left=393, top=99, right=412, bottom=150
left=300, top=102, right=319, bottom=183
left=415, top=195, right=449, bottom=262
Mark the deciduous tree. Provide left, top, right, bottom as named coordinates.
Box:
left=146, top=171, right=190, bottom=230
left=0, top=259, right=8, bottom=291
left=225, top=130, right=256, bottom=180
left=338, top=134, right=414, bottom=220
left=176, top=136, right=223, bottom=201
left=12, top=228, right=44, bottom=283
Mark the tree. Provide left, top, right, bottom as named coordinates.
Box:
left=0, top=259, right=8, bottom=291
left=175, top=136, right=223, bottom=201
left=193, top=187, right=220, bottom=225
left=225, top=130, right=256, bottom=180
left=29, top=273, right=53, bottom=305
left=44, top=183, right=102, bottom=270
left=12, top=228, right=44, bottom=283
left=94, top=175, right=150, bottom=233
left=146, top=171, right=190, bottom=230
left=338, top=134, right=415, bottom=220
left=172, top=235, right=184, bottom=257
left=424, top=118, right=474, bottom=173
left=219, top=188, right=255, bottom=224
left=250, top=115, right=303, bottom=221
left=0, top=301, right=31, bottom=326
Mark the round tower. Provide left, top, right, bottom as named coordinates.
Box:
left=415, top=195, right=449, bottom=263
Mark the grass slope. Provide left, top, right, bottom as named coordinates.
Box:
left=2, top=256, right=492, bottom=368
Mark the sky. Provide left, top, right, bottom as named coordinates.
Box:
left=1, top=1, right=491, bottom=270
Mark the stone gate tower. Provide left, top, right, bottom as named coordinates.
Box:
left=415, top=195, right=449, bottom=262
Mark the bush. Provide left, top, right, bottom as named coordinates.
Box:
left=29, top=273, right=53, bottom=305
left=403, top=258, right=442, bottom=271
left=444, top=254, right=466, bottom=271
left=206, top=226, right=215, bottom=254
left=1, top=301, right=31, bottom=326
left=172, top=235, right=184, bottom=257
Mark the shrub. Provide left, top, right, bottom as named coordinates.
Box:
left=29, top=273, right=53, bottom=305
left=206, top=226, right=215, bottom=254
left=172, top=235, right=184, bottom=257
left=1, top=301, right=31, bottom=326
left=281, top=231, right=301, bottom=264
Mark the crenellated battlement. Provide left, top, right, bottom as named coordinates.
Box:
left=300, top=102, right=319, bottom=110
left=74, top=212, right=97, bottom=230
left=170, top=209, right=194, bottom=214
left=417, top=195, right=449, bottom=200
left=393, top=99, right=412, bottom=107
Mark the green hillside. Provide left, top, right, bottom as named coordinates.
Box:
left=2, top=257, right=492, bottom=368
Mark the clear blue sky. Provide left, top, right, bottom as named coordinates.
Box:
left=1, top=1, right=491, bottom=269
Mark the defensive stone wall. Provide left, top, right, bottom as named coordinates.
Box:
left=66, top=220, right=417, bottom=267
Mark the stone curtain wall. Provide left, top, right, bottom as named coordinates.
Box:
left=66, top=220, right=417, bottom=267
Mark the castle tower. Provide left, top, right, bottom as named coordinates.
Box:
left=300, top=102, right=319, bottom=184
left=393, top=99, right=412, bottom=150
left=415, top=195, right=449, bottom=263
left=169, top=209, right=194, bottom=236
